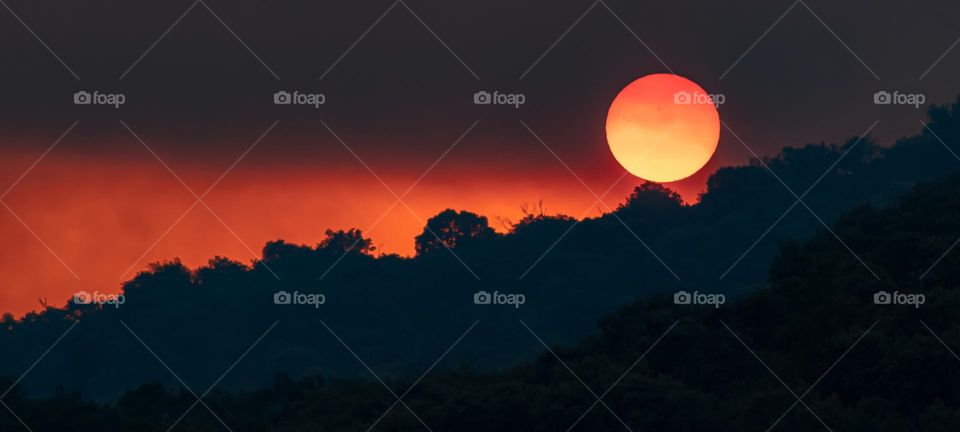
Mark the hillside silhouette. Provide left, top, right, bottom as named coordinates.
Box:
left=4, top=143, right=960, bottom=430
left=3, top=98, right=960, bottom=405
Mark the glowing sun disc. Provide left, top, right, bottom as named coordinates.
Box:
left=605, top=73, right=720, bottom=183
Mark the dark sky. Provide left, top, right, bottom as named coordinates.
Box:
left=2, top=0, right=959, bottom=157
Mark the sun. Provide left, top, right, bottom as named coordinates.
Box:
left=605, top=73, right=720, bottom=183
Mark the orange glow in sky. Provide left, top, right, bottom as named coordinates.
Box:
left=0, top=154, right=711, bottom=317
left=0, top=91, right=728, bottom=318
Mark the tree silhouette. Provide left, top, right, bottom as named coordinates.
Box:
left=414, top=209, right=495, bottom=254
left=318, top=228, right=375, bottom=256
left=7, top=173, right=960, bottom=430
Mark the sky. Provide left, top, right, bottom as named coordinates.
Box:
left=2, top=0, right=960, bottom=315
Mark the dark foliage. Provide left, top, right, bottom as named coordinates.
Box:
left=5, top=172, right=960, bottom=430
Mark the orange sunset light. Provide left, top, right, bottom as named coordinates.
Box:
left=606, top=73, right=721, bottom=183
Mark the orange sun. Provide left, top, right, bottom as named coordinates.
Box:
left=605, top=73, right=720, bottom=183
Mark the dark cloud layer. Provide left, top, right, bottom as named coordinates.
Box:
left=1, top=0, right=959, bottom=165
